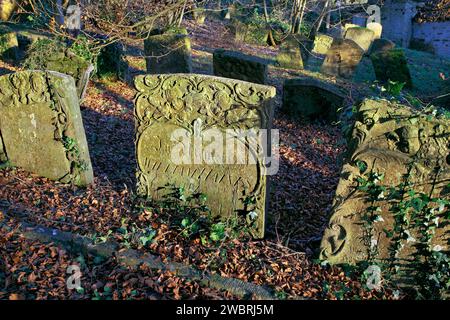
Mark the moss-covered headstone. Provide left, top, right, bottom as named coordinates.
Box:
left=0, top=71, right=93, bottom=186
left=0, top=25, right=18, bottom=61
left=344, top=27, right=375, bottom=52
left=321, top=39, right=364, bottom=79
left=282, top=77, right=346, bottom=121
left=97, top=42, right=128, bottom=80
left=320, top=99, right=449, bottom=271
left=144, top=29, right=192, bottom=74
left=276, top=36, right=307, bottom=70
left=370, top=48, right=413, bottom=88
left=134, top=74, right=276, bottom=238
left=312, top=34, right=334, bottom=55
left=369, top=38, right=395, bottom=55
left=213, top=49, right=268, bottom=84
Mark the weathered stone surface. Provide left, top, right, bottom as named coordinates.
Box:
left=0, top=0, right=17, bottom=22
left=0, top=71, right=93, bottom=186
left=134, top=74, right=276, bottom=238
left=282, top=77, right=346, bottom=121
left=366, top=22, right=383, bottom=39
left=97, top=41, right=128, bottom=80
left=370, top=48, right=412, bottom=88
left=0, top=25, right=18, bottom=61
left=344, top=27, right=375, bottom=52
left=312, top=33, right=334, bottom=55
left=213, top=49, right=268, bottom=84
left=321, top=39, right=364, bottom=79
left=276, top=37, right=305, bottom=70
left=369, top=38, right=396, bottom=55
left=320, top=99, right=449, bottom=266
left=144, top=30, right=192, bottom=74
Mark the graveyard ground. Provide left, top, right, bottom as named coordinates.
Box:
left=1, top=17, right=449, bottom=300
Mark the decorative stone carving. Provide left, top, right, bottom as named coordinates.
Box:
left=344, top=27, right=375, bottom=52
left=0, top=70, right=94, bottom=186
left=282, top=77, right=347, bottom=121
left=320, top=99, right=450, bottom=265
left=321, top=39, right=364, bottom=79
left=213, top=49, right=268, bottom=85
left=134, top=74, right=276, bottom=238
left=370, top=48, right=413, bottom=88
left=144, top=29, right=192, bottom=74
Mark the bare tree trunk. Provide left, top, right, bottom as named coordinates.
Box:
left=313, top=0, right=330, bottom=37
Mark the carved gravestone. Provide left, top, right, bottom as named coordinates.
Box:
left=321, top=39, right=364, bottom=79
left=276, top=37, right=305, bottom=70
left=370, top=48, right=412, bottom=88
left=312, top=33, right=334, bottom=55
left=213, top=49, right=268, bottom=84
left=344, top=27, right=375, bottom=52
left=134, top=74, right=276, bottom=238
left=0, top=71, right=93, bottom=186
left=320, top=99, right=449, bottom=267
left=144, top=29, right=192, bottom=74
left=366, top=22, right=382, bottom=39
left=369, top=38, right=395, bottom=55
left=283, top=77, right=346, bottom=121
left=0, top=25, right=18, bottom=61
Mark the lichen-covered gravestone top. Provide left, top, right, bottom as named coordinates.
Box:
left=366, top=22, right=382, bottom=39
left=0, top=71, right=93, bottom=186
left=321, top=39, right=364, bottom=79
left=344, top=27, right=375, bottom=52
left=134, top=74, right=276, bottom=238
left=312, top=34, right=334, bottom=55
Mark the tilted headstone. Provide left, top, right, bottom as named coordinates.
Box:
left=369, top=38, right=395, bottom=55
left=366, top=22, right=383, bottom=39
left=370, top=48, right=412, bottom=88
left=134, top=74, right=276, bottom=238
left=320, top=99, right=449, bottom=268
left=0, top=71, right=93, bottom=186
left=0, top=25, right=18, bottom=61
left=144, top=29, right=192, bottom=74
left=312, top=33, right=334, bottom=55
left=344, top=27, right=375, bottom=52
left=282, top=77, right=347, bottom=121
left=276, top=36, right=306, bottom=70
left=213, top=49, right=268, bottom=84
left=321, top=39, right=364, bottom=79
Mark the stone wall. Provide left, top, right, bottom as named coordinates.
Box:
left=412, top=21, right=450, bottom=58
left=381, top=0, right=417, bottom=47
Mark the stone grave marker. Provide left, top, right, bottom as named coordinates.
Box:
left=213, top=49, right=268, bottom=84
left=312, top=33, right=334, bottom=55
left=0, top=25, right=18, bottom=61
left=321, top=39, right=364, bottom=79
left=370, top=48, right=412, bottom=88
left=0, top=70, right=93, bottom=186
left=276, top=36, right=306, bottom=70
left=344, top=27, right=375, bottom=52
left=144, top=29, right=192, bottom=74
left=282, top=77, right=347, bottom=121
left=134, top=74, right=276, bottom=238
left=369, top=38, right=395, bottom=55
left=366, top=22, right=383, bottom=39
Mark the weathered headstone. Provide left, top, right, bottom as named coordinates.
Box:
left=282, top=77, right=346, bottom=121
left=320, top=99, right=449, bottom=268
left=213, top=49, right=268, bottom=84
left=321, top=39, right=364, bottom=79
left=276, top=37, right=305, bottom=70
left=344, top=27, right=375, bottom=52
left=366, top=22, right=383, bottom=39
left=134, top=74, right=276, bottom=238
left=312, top=33, right=334, bottom=55
left=228, top=18, right=249, bottom=43
left=370, top=48, right=412, bottom=88
left=97, top=41, right=128, bottom=80
left=0, top=71, right=93, bottom=186
left=0, top=25, right=18, bottom=61
left=144, top=30, right=192, bottom=74
left=369, top=38, right=396, bottom=55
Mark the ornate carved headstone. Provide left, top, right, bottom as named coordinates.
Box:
left=370, top=48, right=412, bottom=88
left=213, top=49, right=268, bottom=85
left=312, top=33, right=334, bottom=55
left=0, top=71, right=93, bottom=186
left=320, top=99, right=449, bottom=266
left=321, top=39, right=364, bottom=79
left=344, top=27, right=375, bottom=52
left=134, top=74, right=276, bottom=238
left=282, top=77, right=347, bottom=121
left=144, top=29, right=192, bottom=74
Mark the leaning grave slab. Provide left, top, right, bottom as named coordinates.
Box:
left=282, top=77, right=347, bottom=121
left=213, top=49, right=269, bottom=85
left=0, top=70, right=94, bottom=186
left=321, top=39, right=365, bottom=79
left=344, top=27, right=375, bottom=52
left=134, top=74, right=277, bottom=238
left=144, top=29, right=192, bottom=74
left=320, top=99, right=449, bottom=269
left=312, top=33, right=334, bottom=55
